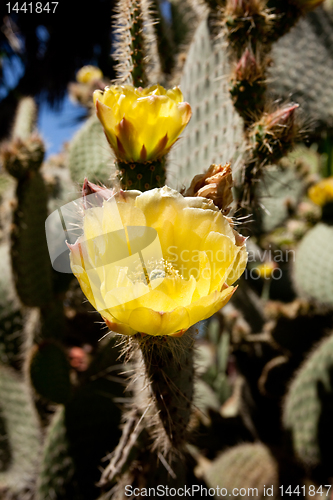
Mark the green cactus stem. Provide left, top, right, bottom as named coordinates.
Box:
left=11, top=97, right=37, bottom=141
left=11, top=171, right=53, bottom=307
left=113, top=0, right=157, bottom=87
left=129, top=328, right=195, bottom=453
left=117, top=157, right=166, bottom=190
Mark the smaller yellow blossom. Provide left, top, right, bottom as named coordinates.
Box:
left=93, top=84, right=192, bottom=162
left=308, top=177, right=333, bottom=207
left=255, top=262, right=277, bottom=279
left=76, top=66, right=103, bottom=84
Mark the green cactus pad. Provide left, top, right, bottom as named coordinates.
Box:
left=11, top=171, right=53, bottom=307
left=12, top=97, right=37, bottom=140
left=194, top=378, right=220, bottom=414
left=283, top=333, right=333, bottom=466
left=0, top=365, right=41, bottom=496
left=204, top=442, right=279, bottom=498
left=68, top=115, right=114, bottom=185
left=29, top=341, right=72, bottom=404
left=36, top=407, right=78, bottom=500
left=0, top=243, right=24, bottom=368
left=293, top=223, right=333, bottom=306
left=258, top=164, right=305, bottom=232
left=167, top=16, right=244, bottom=189
left=268, top=7, right=333, bottom=133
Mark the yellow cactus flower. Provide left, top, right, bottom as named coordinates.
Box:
left=93, top=85, right=192, bottom=162
left=255, top=262, right=277, bottom=279
left=76, top=65, right=103, bottom=84
left=68, top=186, right=247, bottom=337
left=308, top=177, right=333, bottom=207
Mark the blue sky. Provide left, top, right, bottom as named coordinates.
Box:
left=1, top=49, right=87, bottom=158
left=37, top=95, right=87, bottom=158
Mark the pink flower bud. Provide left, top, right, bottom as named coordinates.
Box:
left=235, top=48, right=260, bottom=82
left=82, top=178, right=115, bottom=208
left=266, top=104, right=299, bottom=129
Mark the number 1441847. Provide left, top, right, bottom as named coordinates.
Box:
left=280, top=485, right=332, bottom=496
left=6, top=2, right=58, bottom=13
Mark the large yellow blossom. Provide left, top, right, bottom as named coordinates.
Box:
left=308, top=177, right=333, bottom=207
left=93, top=85, right=192, bottom=162
left=68, top=187, right=247, bottom=337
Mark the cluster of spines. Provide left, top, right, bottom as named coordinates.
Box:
left=112, top=0, right=159, bottom=87
left=200, top=0, right=302, bottom=209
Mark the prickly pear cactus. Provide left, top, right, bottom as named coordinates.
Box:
left=167, top=16, right=245, bottom=189
left=0, top=243, right=24, bottom=368
left=11, top=170, right=53, bottom=307
left=11, top=97, right=37, bottom=140
left=68, top=115, right=114, bottom=185
left=268, top=7, right=333, bottom=131
left=36, top=408, right=77, bottom=500
left=138, top=331, right=195, bottom=450
left=283, top=333, right=333, bottom=466
left=293, top=223, right=333, bottom=306
left=259, top=164, right=306, bottom=232
left=204, top=442, right=279, bottom=498
left=0, top=365, right=41, bottom=497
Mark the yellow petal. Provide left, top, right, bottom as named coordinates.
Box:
left=202, top=232, right=238, bottom=292
left=226, top=244, right=248, bottom=285
left=95, top=100, right=118, bottom=152
left=102, top=314, right=136, bottom=335
left=127, top=306, right=190, bottom=336
left=186, top=286, right=236, bottom=326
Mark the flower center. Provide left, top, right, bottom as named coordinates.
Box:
left=127, top=257, right=183, bottom=286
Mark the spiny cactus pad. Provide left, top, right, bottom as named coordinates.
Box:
left=167, top=16, right=244, bottom=189
left=259, top=164, right=305, bottom=232
left=0, top=365, right=41, bottom=496
left=11, top=172, right=53, bottom=307
left=36, top=407, right=77, bottom=500
left=12, top=97, right=37, bottom=140
left=204, top=442, right=279, bottom=498
left=283, top=333, right=333, bottom=466
left=268, top=7, right=333, bottom=132
left=68, top=115, right=114, bottom=185
left=293, top=223, right=333, bottom=306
